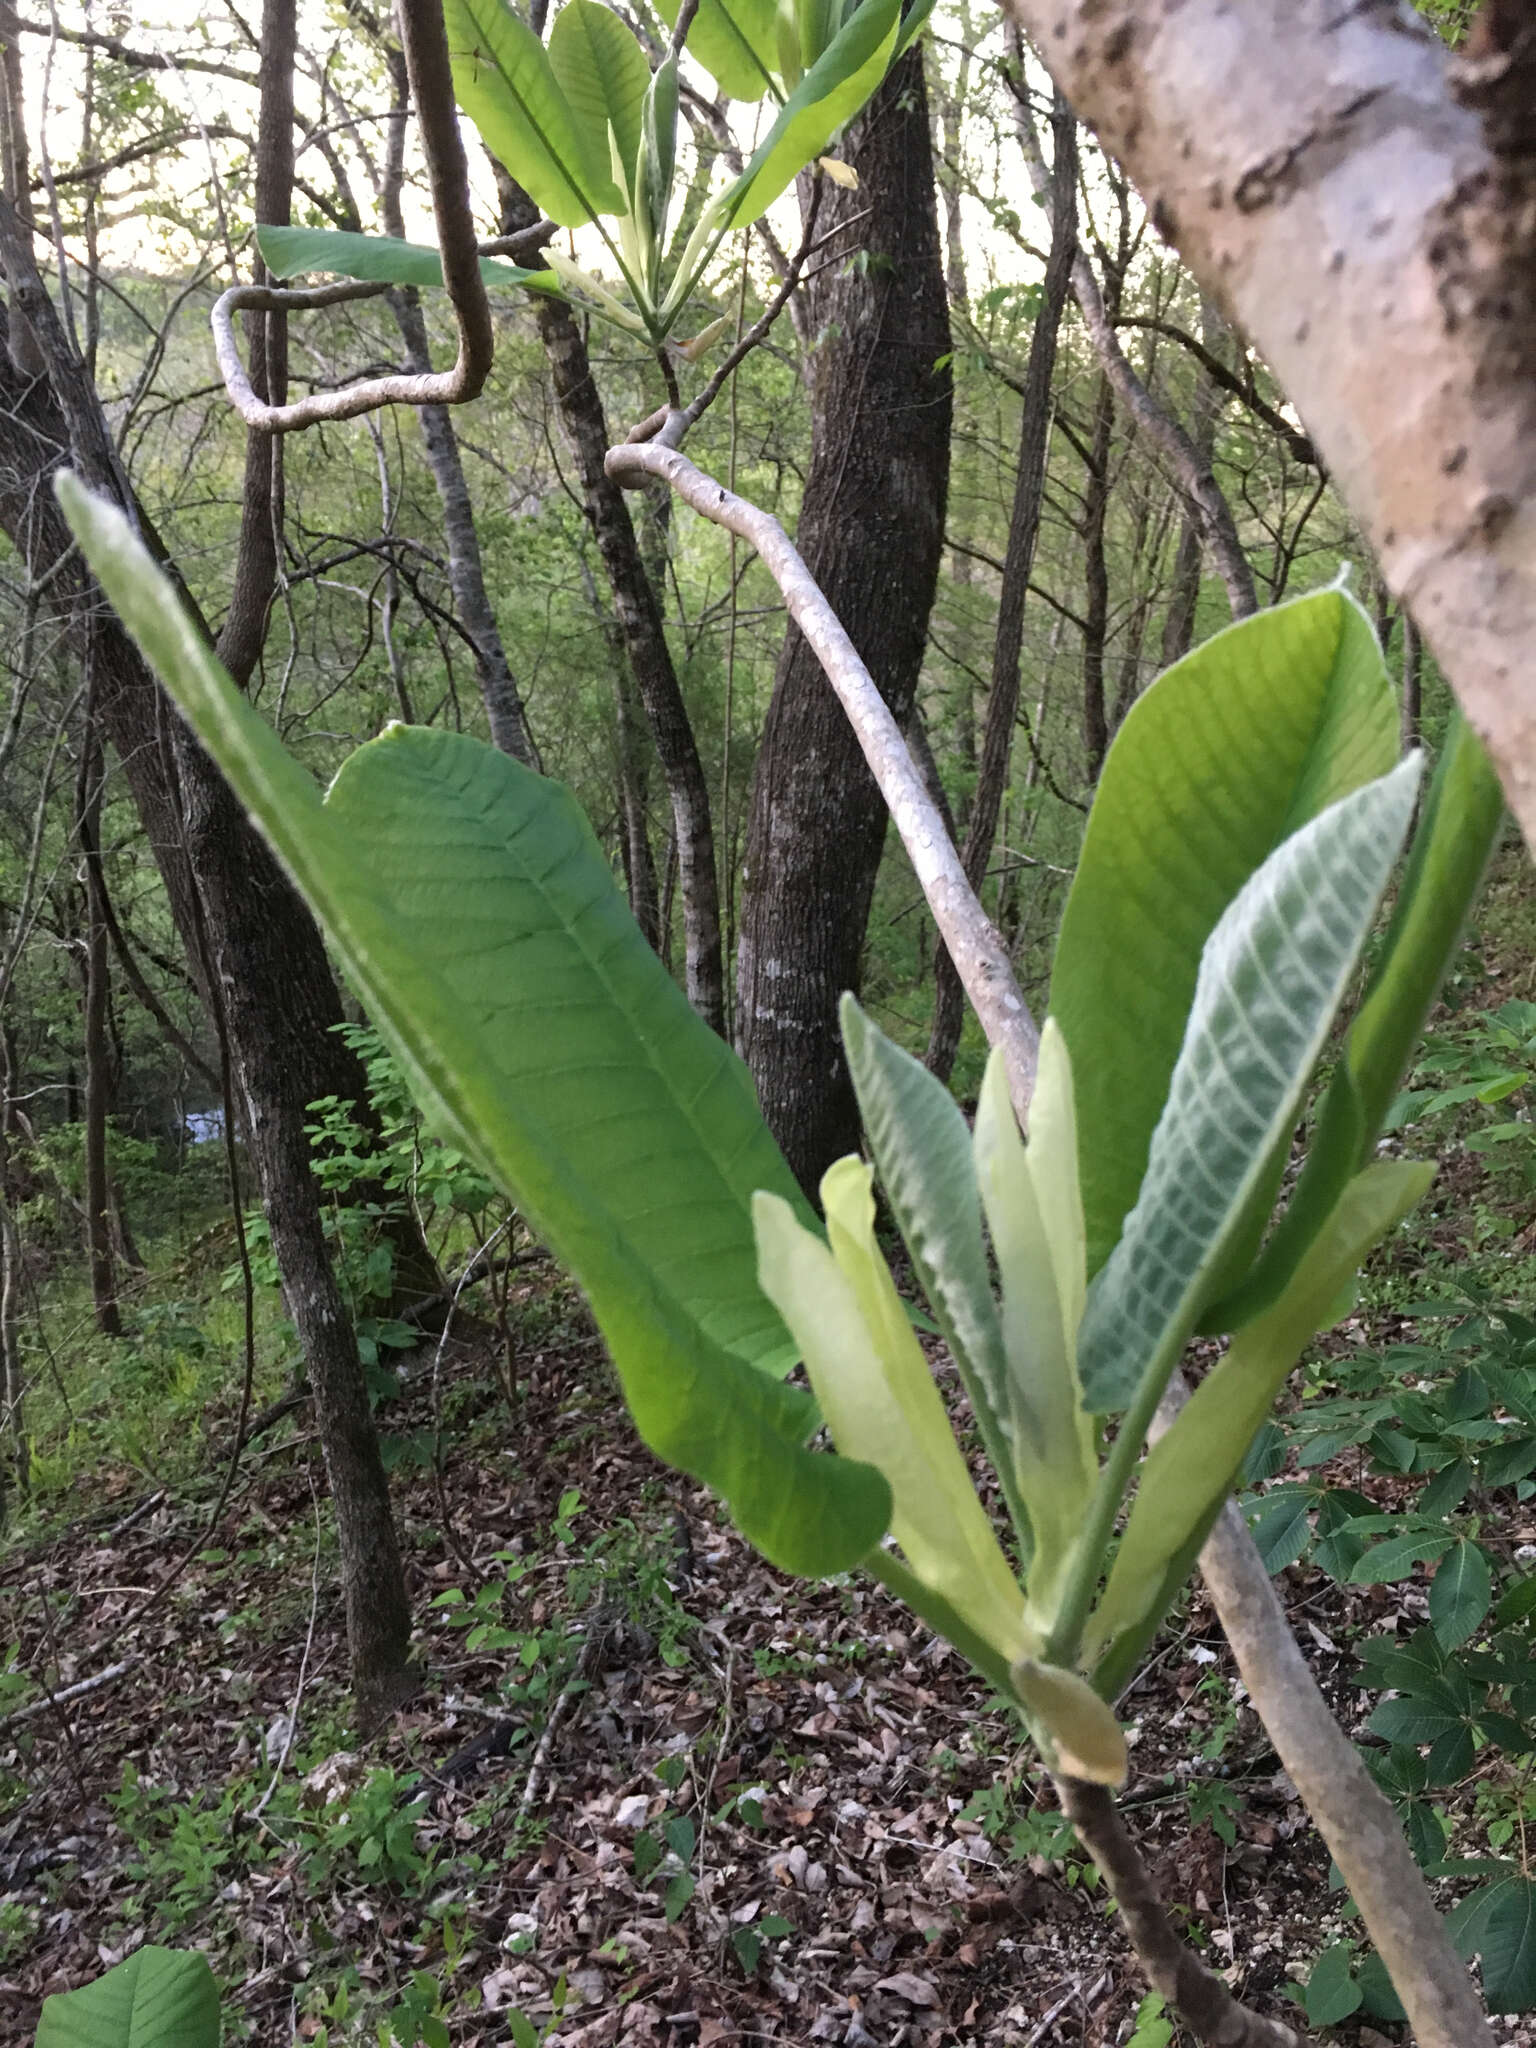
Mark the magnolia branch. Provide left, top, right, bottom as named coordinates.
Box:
left=210, top=0, right=493, bottom=432
left=1055, top=1776, right=1314, bottom=2048
left=604, top=438, right=1042, bottom=1114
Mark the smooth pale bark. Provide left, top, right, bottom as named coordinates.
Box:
left=735, top=49, right=953, bottom=1192
left=999, top=0, right=1536, bottom=840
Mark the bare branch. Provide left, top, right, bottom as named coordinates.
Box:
left=11, top=15, right=258, bottom=85
left=1113, top=314, right=1318, bottom=468
left=209, top=0, right=494, bottom=433
left=605, top=438, right=1041, bottom=1113
left=1006, top=38, right=1257, bottom=622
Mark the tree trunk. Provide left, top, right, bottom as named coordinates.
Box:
left=496, top=174, right=725, bottom=1033
left=173, top=722, right=417, bottom=1729
left=1160, top=294, right=1228, bottom=669
left=736, top=49, right=952, bottom=1191
left=75, top=685, right=121, bottom=1337
left=930, top=11, right=972, bottom=309
left=616, top=663, right=662, bottom=948
left=0, top=55, right=415, bottom=1723
left=926, top=89, right=1075, bottom=1084
left=1079, top=374, right=1115, bottom=782
left=377, top=43, right=541, bottom=769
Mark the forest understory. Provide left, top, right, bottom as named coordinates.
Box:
left=2, top=859, right=1534, bottom=2048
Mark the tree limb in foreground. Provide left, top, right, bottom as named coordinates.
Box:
left=998, top=0, right=1536, bottom=848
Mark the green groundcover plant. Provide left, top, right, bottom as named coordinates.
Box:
left=58, top=477, right=1505, bottom=1796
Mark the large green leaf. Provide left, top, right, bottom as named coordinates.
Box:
left=720, top=0, right=899, bottom=226
left=1084, top=1160, right=1432, bottom=1689
left=1077, top=757, right=1420, bottom=1416
left=547, top=0, right=650, bottom=211
left=1051, top=590, right=1398, bottom=1282
left=1448, top=1873, right=1536, bottom=2012
left=658, top=0, right=782, bottom=101
left=1207, top=713, right=1505, bottom=1329
left=838, top=997, right=1018, bottom=1527
left=444, top=0, right=621, bottom=226
left=36, top=1948, right=219, bottom=2048
left=57, top=476, right=889, bottom=1579
left=255, top=224, right=554, bottom=293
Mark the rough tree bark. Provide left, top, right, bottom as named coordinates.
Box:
left=497, top=173, right=725, bottom=1031
left=996, top=0, right=1536, bottom=841
left=735, top=48, right=953, bottom=1191
left=926, top=87, right=1075, bottom=1084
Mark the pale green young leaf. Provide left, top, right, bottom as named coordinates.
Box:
left=1018, top=1018, right=1087, bottom=1348
left=1084, top=1160, right=1432, bottom=1683
left=36, top=1948, right=220, bottom=2048
left=1208, top=715, right=1505, bottom=1330
left=547, top=0, right=650, bottom=212
left=637, top=57, right=680, bottom=253
left=838, top=996, right=1015, bottom=1521
left=1051, top=590, right=1398, bottom=1281
left=720, top=0, right=899, bottom=226
left=255, top=224, right=554, bottom=293
left=444, top=0, right=621, bottom=226
left=974, top=1032, right=1096, bottom=1618
left=1078, top=756, right=1421, bottom=1416
left=754, top=1163, right=1029, bottom=1661
left=57, top=476, right=889, bottom=1579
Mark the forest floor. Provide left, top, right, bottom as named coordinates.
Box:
left=3, top=854, right=1536, bottom=2048
left=2, top=1274, right=1535, bottom=2048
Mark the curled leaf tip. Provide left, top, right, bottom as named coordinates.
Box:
left=1011, top=1656, right=1128, bottom=1786
left=818, top=154, right=860, bottom=187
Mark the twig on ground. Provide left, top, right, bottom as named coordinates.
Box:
left=517, top=1604, right=616, bottom=1822
left=245, top=1474, right=322, bottom=1823
left=103, top=1490, right=165, bottom=1542
left=1, top=1655, right=139, bottom=1728
left=1023, top=1980, right=1079, bottom=2048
